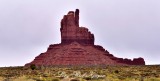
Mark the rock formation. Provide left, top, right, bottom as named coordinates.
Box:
left=25, top=9, right=145, bottom=66
left=60, top=9, right=94, bottom=45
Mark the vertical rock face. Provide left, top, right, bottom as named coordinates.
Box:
left=25, top=9, right=145, bottom=66
left=60, top=9, right=94, bottom=45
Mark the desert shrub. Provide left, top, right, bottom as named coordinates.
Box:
left=52, top=78, right=59, bottom=81
left=30, top=64, right=36, bottom=70
left=70, top=78, right=80, bottom=81
left=83, top=76, right=92, bottom=80
left=114, top=70, right=119, bottom=74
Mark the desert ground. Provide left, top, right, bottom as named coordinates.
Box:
left=0, top=65, right=160, bottom=81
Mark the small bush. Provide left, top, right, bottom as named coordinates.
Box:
left=114, top=70, right=119, bottom=74
left=30, top=64, right=36, bottom=70
left=83, top=77, right=92, bottom=80
left=52, top=78, right=59, bottom=81
left=70, top=78, right=80, bottom=81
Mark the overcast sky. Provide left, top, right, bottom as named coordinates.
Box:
left=0, top=0, right=160, bottom=67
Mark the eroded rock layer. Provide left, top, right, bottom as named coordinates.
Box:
left=60, top=9, right=94, bottom=45
left=25, top=9, right=145, bottom=66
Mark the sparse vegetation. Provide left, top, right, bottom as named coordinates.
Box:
left=0, top=65, right=160, bottom=81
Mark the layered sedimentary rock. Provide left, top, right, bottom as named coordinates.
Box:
left=25, top=9, right=145, bottom=66
left=60, top=9, right=94, bottom=45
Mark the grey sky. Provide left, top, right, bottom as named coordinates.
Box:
left=0, top=0, right=160, bottom=66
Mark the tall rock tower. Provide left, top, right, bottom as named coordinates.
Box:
left=25, top=9, right=145, bottom=66
left=60, top=9, right=94, bottom=45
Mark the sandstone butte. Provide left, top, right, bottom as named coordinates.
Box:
left=25, top=9, right=145, bottom=66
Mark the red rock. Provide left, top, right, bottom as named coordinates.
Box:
left=25, top=9, right=145, bottom=66
left=132, top=57, right=145, bottom=65
left=60, top=9, right=94, bottom=45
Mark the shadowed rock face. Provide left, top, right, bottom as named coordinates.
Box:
left=25, top=9, right=145, bottom=66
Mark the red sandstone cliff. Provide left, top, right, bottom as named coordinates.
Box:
left=25, top=9, right=145, bottom=66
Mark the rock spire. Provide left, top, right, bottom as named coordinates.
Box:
left=60, top=9, right=94, bottom=45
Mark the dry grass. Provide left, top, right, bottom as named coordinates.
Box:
left=13, top=76, right=35, bottom=81
left=0, top=77, right=4, bottom=81
left=0, top=65, right=160, bottom=81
